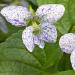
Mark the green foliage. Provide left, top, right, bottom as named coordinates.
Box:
left=52, top=70, right=75, bottom=75
left=0, top=30, right=63, bottom=75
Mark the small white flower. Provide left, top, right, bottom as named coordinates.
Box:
left=22, top=23, right=57, bottom=52
left=1, top=5, right=32, bottom=26
left=59, top=33, right=75, bottom=54
left=22, top=4, right=65, bottom=52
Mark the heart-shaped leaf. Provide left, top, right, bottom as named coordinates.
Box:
left=0, top=30, right=62, bottom=75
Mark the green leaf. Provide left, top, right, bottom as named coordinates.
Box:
left=0, top=30, right=63, bottom=74
left=28, top=0, right=37, bottom=5
left=0, top=61, right=44, bottom=75
left=36, top=0, right=56, bottom=5
left=56, top=53, right=72, bottom=71
left=36, top=0, right=75, bottom=34
left=52, top=70, right=75, bottom=75
left=33, top=43, right=63, bottom=69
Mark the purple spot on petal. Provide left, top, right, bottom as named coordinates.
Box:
left=13, top=19, right=20, bottom=23
left=42, top=8, right=44, bottom=12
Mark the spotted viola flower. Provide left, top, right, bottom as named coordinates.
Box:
left=59, top=33, right=75, bottom=70
left=22, top=23, right=57, bottom=52
left=1, top=5, right=32, bottom=27
left=59, top=33, right=75, bottom=54
left=1, top=4, right=65, bottom=52
left=22, top=4, right=65, bottom=52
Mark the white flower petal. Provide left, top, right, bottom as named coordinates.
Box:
left=33, top=35, right=45, bottom=49
left=39, top=22, right=57, bottom=43
left=59, top=33, right=75, bottom=54
left=39, top=40, right=45, bottom=49
left=33, top=35, right=40, bottom=45
left=36, top=4, right=65, bottom=23
left=22, top=26, right=34, bottom=52
left=70, top=50, right=75, bottom=70
left=1, top=5, right=32, bottom=26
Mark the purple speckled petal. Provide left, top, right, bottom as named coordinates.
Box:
left=22, top=26, right=34, bottom=52
left=70, top=50, right=75, bottom=70
left=59, top=33, right=75, bottom=54
left=1, top=5, right=32, bottom=26
left=33, top=35, right=45, bottom=49
left=36, top=4, right=65, bottom=23
left=39, top=39, right=45, bottom=49
left=39, top=22, right=57, bottom=43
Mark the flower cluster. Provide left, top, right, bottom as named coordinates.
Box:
left=1, top=4, right=65, bottom=52
left=2, top=3, right=75, bottom=71
left=59, top=33, right=75, bottom=70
